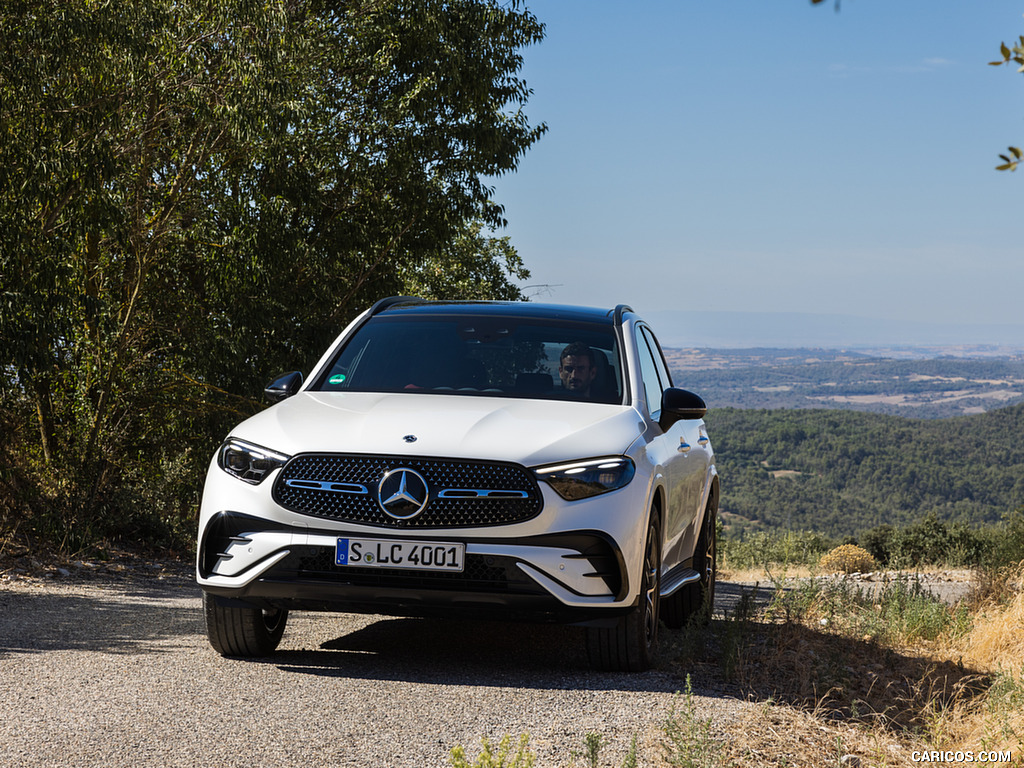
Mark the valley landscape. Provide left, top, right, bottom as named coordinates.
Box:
left=663, top=346, right=1024, bottom=541
left=665, top=346, right=1024, bottom=418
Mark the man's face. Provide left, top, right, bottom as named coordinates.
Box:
left=559, top=355, right=596, bottom=395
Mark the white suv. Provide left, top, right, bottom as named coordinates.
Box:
left=197, top=298, right=718, bottom=671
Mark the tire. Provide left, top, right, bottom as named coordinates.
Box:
left=662, top=496, right=717, bottom=629
left=586, top=515, right=661, bottom=672
left=203, top=592, right=288, bottom=657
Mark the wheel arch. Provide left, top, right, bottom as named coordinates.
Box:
left=702, top=468, right=720, bottom=522
left=649, top=482, right=666, bottom=528
left=690, top=470, right=719, bottom=556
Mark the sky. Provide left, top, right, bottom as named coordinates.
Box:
left=490, top=1, right=1024, bottom=344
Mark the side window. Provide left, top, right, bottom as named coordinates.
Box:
left=634, top=326, right=665, bottom=417
left=642, top=327, right=673, bottom=391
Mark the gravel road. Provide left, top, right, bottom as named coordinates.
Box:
left=0, top=570, right=758, bottom=768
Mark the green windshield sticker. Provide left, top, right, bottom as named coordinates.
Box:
left=329, top=374, right=346, bottom=384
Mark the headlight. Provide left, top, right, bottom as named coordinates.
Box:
left=534, top=457, right=636, bottom=501
left=218, top=439, right=290, bottom=485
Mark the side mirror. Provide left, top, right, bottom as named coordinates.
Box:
left=264, top=371, right=303, bottom=403
left=659, top=388, right=707, bottom=429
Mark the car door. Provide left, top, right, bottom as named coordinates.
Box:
left=636, top=325, right=709, bottom=569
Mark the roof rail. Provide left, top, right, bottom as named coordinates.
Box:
left=612, top=304, right=634, bottom=326
left=368, top=296, right=423, bottom=316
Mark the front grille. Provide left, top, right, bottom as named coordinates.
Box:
left=272, top=453, right=543, bottom=528
left=275, top=547, right=546, bottom=595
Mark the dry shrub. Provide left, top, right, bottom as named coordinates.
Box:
left=967, top=562, right=1024, bottom=610
left=730, top=618, right=984, bottom=734
left=819, top=544, right=877, bottom=574
left=669, top=570, right=1024, bottom=765
left=914, top=568, right=1024, bottom=759
left=963, top=588, right=1024, bottom=674
left=723, top=703, right=925, bottom=768
left=699, top=579, right=988, bottom=737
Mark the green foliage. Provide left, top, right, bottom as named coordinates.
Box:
left=860, top=512, right=988, bottom=569
left=620, top=735, right=639, bottom=768
left=0, top=0, right=545, bottom=549
left=450, top=734, right=535, bottom=768
left=767, top=575, right=963, bottom=646
left=709, top=405, right=1024, bottom=540
left=721, top=529, right=835, bottom=571
left=980, top=509, right=1024, bottom=569
left=872, top=578, right=969, bottom=643
left=989, top=34, right=1024, bottom=172
left=662, top=675, right=728, bottom=768
left=583, top=732, right=602, bottom=768
left=452, top=732, right=645, bottom=768
left=723, top=512, right=1024, bottom=573
left=995, top=145, right=1023, bottom=172
left=401, top=221, right=529, bottom=301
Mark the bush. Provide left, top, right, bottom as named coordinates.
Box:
left=450, top=735, right=535, bottom=768
left=721, top=529, right=835, bottom=571
left=818, top=544, right=877, bottom=574
left=861, top=512, right=988, bottom=568
left=980, top=508, right=1024, bottom=569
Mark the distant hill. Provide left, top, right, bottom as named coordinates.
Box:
left=708, top=404, right=1024, bottom=539
left=664, top=348, right=1024, bottom=419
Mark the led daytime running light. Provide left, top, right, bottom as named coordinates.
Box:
left=534, top=456, right=635, bottom=501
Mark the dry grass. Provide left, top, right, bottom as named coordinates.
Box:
left=721, top=705, right=921, bottom=768
left=931, top=574, right=1024, bottom=760
left=661, top=568, right=1024, bottom=767
left=962, top=589, right=1024, bottom=673
left=448, top=568, right=1024, bottom=767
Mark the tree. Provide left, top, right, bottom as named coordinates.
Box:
left=0, top=0, right=546, bottom=547
left=989, top=35, right=1024, bottom=171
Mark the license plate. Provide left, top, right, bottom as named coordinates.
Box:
left=336, top=537, right=465, bottom=572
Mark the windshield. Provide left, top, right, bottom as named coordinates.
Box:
left=314, top=314, right=623, bottom=404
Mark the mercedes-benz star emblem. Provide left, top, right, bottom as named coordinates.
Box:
left=377, top=468, right=429, bottom=520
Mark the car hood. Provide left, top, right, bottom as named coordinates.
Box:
left=229, top=392, right=644, bottom=467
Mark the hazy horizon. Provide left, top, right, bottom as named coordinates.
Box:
left=644, top=309, right=1024, bottom=352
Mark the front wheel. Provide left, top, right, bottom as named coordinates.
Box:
left=203, top=592, right=288, bottom=657
left=587, top=515, right=661, bottom=672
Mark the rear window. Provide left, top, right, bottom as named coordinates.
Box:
left=314, top=315, right=623, bottom=404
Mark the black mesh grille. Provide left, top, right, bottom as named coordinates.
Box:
left=272, top=453, right=543, bottom=528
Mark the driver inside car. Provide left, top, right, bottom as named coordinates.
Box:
left=558, top=342, right=598, bottom=399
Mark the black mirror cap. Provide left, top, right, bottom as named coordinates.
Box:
left=660, top=387, right=707, bottom=428
left=265, top=371, right=304, bottom=403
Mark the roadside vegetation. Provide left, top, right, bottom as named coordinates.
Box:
left=722, top=508, right=1024, bottom=575
left=448, top=524, right=1024, bottom=767
left=710, top=401, right=1024, bottom=539
left=0, top=0, right=545, bottom=557
left=450, top=560, right=1024, bottom=767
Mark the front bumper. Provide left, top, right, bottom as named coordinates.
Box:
left=197, top=510, right=633, bottom=624
left=196, top=446, right=658, bottom=624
